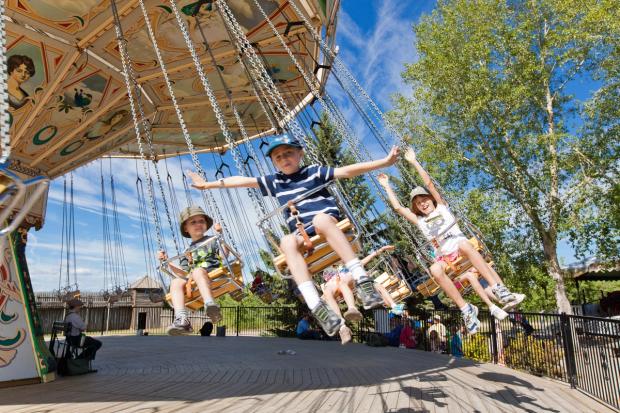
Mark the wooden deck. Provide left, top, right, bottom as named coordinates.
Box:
left=0, top=336, right=612, bottom=413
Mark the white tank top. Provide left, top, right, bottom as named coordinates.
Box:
left=415, top=204, right=467, bottom=257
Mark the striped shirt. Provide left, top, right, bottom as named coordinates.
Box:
left=257, top=164, right=340, bottom=235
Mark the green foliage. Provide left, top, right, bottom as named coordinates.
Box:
left=389, top=0, right=620, bottom=312
left=463, top=333, right=492, bottom=362
left=503, top=333, right=565, bottom=379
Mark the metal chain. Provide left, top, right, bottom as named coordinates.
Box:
left=137, top=0, right=232, bottom=252
left=168, top=0, right=271, bottom=234
left=111, top=0, right=169, bottom=254
left=250, top=2, right=419, bottom=250
left=0, top=1, right=11, bottom=165
left=215, top=0, right=321, bottom=164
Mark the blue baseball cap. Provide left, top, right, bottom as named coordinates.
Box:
left=265, top=134, right=303, bottom=157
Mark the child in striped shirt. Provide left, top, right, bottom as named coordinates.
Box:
left=188, top=134, right=399, bottom=337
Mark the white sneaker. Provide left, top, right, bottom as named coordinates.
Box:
left=490, top=304, right=508, bottom=321
left=462, top=304, right=480, bottom=334
left=502, top=293, right=526, bottom=311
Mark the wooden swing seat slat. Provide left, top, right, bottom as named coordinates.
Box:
left=416, top=237, right=491, bottom=298
left=273, top=219, right=359, bottom=275
left=375, top=272, right=412, bottom=303
left=165, top=261, right=243, bottom=311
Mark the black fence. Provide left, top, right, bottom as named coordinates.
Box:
left=370, top=308, right=620, bottom=411
left=42, top=304, right=620, bottom=410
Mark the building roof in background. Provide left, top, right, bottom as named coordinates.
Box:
left=129, top=275, right=163, bottom=290
left=564, top=259, right=620, bottom=281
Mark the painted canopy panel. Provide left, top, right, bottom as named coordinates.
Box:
left=5, top=0, right=336, bottom=178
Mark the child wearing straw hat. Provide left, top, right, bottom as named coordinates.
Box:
left=158, top=206, right=227, bottom=335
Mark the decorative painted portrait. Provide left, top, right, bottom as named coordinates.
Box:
left=7, top=44, right=45, bottom=112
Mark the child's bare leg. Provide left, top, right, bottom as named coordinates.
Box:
left=339, top=274, right=362, bottom=321
left=430, top=261, right=467, bottom=308
left=337, top=275, right=357, bottom=309
left=322, top=283, right=343, bottom=318
left=192, top=268, right=214, bottom=302
left=167, top=277, right=192, bottom=334
left=374, top=282, right=397, bottom=308
left=459, top=272, right=494, bottom=308
left=457, top=240, right=499, bottom=286
left=170, top=277, right=187, bottom=310
left=312, top=214, right=357, bottom=262
left=280, top=234, right=313, bottom=285
left=193, top=268, right=221, bottom=322
left=313, top=213, right=383, bottom=309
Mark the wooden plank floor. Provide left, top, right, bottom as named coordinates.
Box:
left=0, top=336, right=612, bottom=413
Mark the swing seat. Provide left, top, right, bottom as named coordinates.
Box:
left=273, top=218, right=361, bottom=276
left=375, top=272, right=412, bottom=303
left=165, top=261, right=243, bottom=311
left=416, top=237, right=492, bottom=298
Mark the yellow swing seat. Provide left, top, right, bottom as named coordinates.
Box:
left=272, top=218, right=361, bottom=276
left=165, top=261, right=243, bottom=311
left=416, top=237, right=492, bottom=298
left=374, top=271, right=412, bottom=303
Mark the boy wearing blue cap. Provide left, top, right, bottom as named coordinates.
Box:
left=188, top=134, right=400, bottom=337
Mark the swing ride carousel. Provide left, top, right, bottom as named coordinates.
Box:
left=2, top=0, right=495, bottom=393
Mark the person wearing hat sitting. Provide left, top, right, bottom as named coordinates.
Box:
left=158, top=206, right=227, bottom=335
left=187, top=134, right=400, bottom=338
left=378, top=147, right=525, bottom=335
left=64, top=298, right=102, bottom=363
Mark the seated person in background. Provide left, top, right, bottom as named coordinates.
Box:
left=427, top=314, right=447, bottom=352
left=296, top=313, right=321, bottom=340
left=64, top=298, right=102, bottom=363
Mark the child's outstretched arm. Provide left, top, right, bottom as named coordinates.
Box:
left=187, top=171, right=259, bottom=189
left=360, top=245, right=395, bottom=266
left=333, top=146, right=399, bottom=179
left=377, top=173, right=419, bottom=224
left=404, top=148, right=446, bottom=205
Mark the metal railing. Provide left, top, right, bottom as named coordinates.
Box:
left=38, top=304, right=620, bottom=410
left=368, top=308, right=619, bottom=411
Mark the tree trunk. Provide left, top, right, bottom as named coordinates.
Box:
left=541, top=234, right=572, bottom=314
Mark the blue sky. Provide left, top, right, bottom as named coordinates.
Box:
left=26, top=0, right=583, bottom=293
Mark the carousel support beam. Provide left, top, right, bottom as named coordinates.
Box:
left=31, top=92, right=129, bottom=167
left=135, top=26, right=308, bottom=83
left=47, top=118, right=139, bottom=177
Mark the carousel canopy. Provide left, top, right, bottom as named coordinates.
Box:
left=6, top=0, right=339, bottom=179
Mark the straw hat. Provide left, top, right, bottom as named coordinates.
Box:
left=67, top=298, right=84, bottom=308
left=179, top=206, right=213, bottom=238
left=409, top=186, right=436, bottom=215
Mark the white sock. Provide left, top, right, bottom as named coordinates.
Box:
left=298, top=281, right=321, bottom=310
left=345, top=258, right=368, bottom=282
left=175, top=308, right=188, bottom=319
left=459, top=304, right=470, bottom=313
